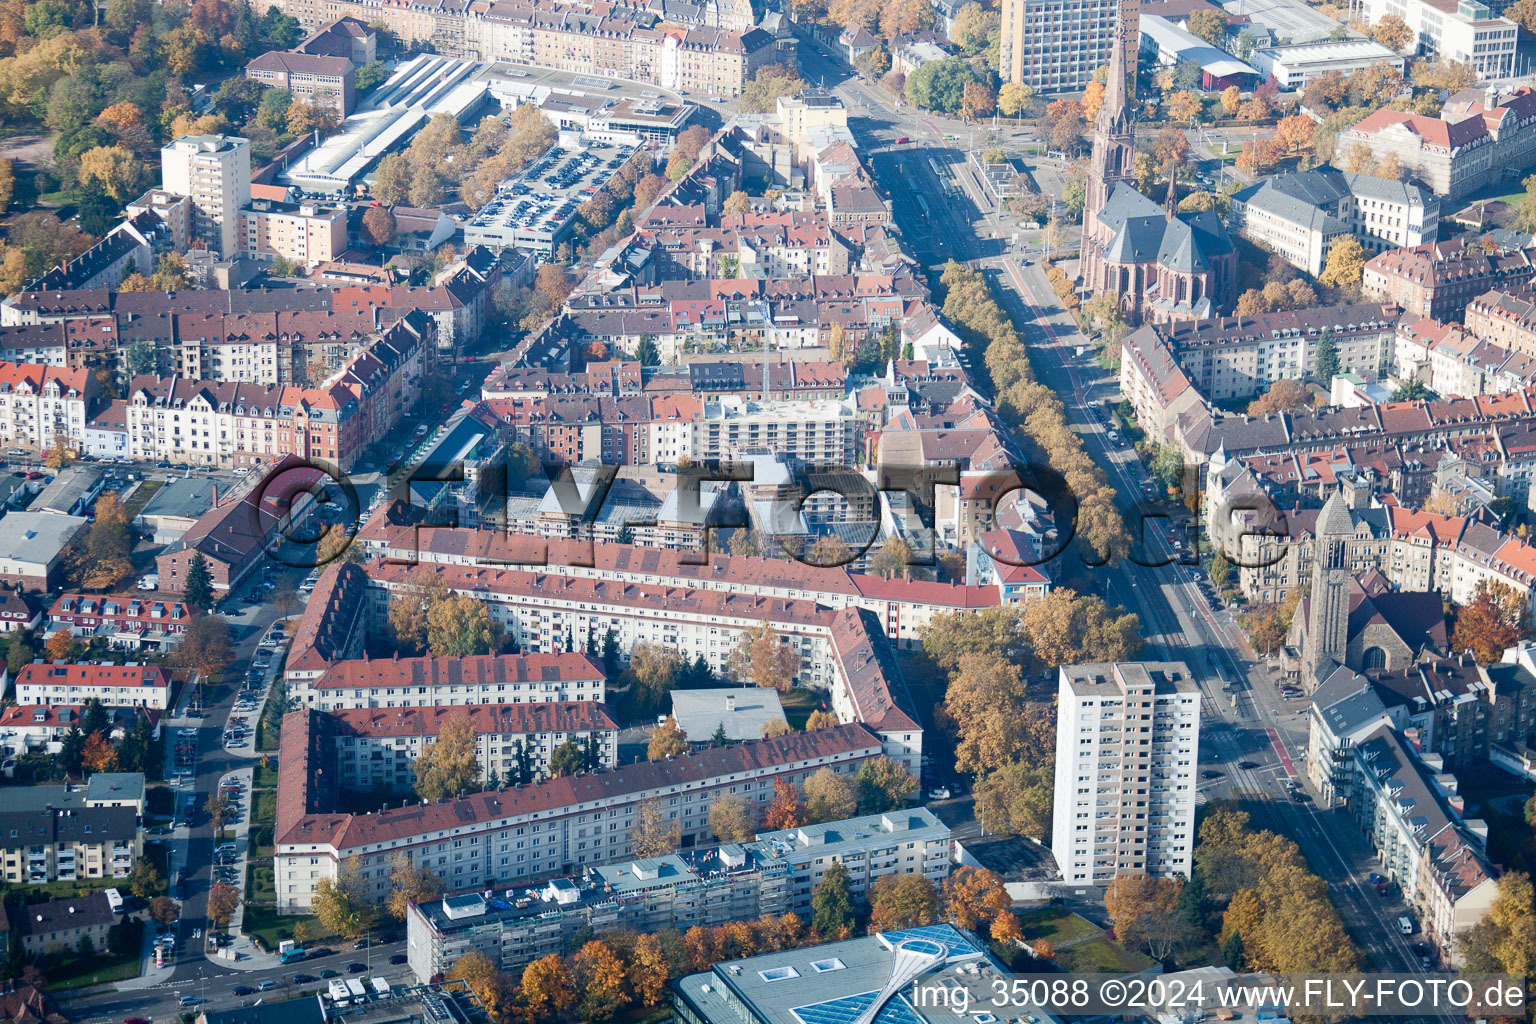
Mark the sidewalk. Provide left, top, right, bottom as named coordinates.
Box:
left=202, top=765, right=281, bottom=973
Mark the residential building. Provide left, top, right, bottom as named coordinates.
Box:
left=405, top=849, right=793, bottom=981
left=1465, top=285, right=1536, bottom=357
left=1348, top=724, right=1497, bottom=965
left=328, top=702, right=619, bottom=786
left=273, top=711, right=885, bottom=910
left=14, top=663, right=172, bottom=710
left=160, top=135, right=252, bottom=258
left=0, top=785, right=140, bottom=884
left=5, top=894, right=116, bottom=956
left=245, top=52, right=355, bottom=118
left=296, top=17, right=377, bottom=64
left=46, top=594, right=199, bottom=651
left=404, top=807, right=951, bottom=982
left=1358, top=0, right=1515, bottom=79
left=1051, top=661, right=1201, bottom=884
left=293, top=652, right=607, bottom=709
left=1001, top=0, right=1120, bottom=92
left=0, top=706, right=160, bottom=757
left=155, top=466, right=309, bottom=597
left=239, top=200, right=349, bottom=269
left=1229, top=170, right=1438, bottom=276
left=0, top=364, right=98, bottom=453
left=1366, top=239, right=1536, bottom=320
left=0, top=512, right=88, bottom=590
left=751, top=808, right=952, bottom=913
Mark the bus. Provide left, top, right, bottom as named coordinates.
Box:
left=279, top=948, right=309, bottom=964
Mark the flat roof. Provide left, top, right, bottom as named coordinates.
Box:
left=670, top=687, right=786, bottom=741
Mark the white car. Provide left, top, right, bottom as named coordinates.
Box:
left=927, top=787, right=951, bottom=800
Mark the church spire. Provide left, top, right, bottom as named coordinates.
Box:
left=1165, top=166, right=1178, bottom=218
left=1099, top=0, right=1137, bottom=134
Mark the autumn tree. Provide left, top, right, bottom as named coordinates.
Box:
left=959, top=81, right=995, bottom=122
left=761, top=717, right=792, bottom=738
left=1187, top=8, right=1227, bottom=42
left=1166, top=90, right=1203, bottom=122
left=206, top=881, right=241, bottom=929
left=626, top=642, right=684, bottom=714
left=870, top=536, right=911, bottom=577
left=426, top=593, right=499, bottom=657
left=805, top=709, right=838, bottom=730
left=174, top=614, right=234, bottom=678
left=447, top=952, right=512, bottom=1021
left=974, top=761, right=1053, bottom=837
left=802, top=766, right=857, bottom=823
left=362, top=206, right=396, bottom=246
left=520, top=954, right=579, bottom=1024
left=647, top=716, right=689, bottom=760
left=572, top=940, right=630, bottom=1023
left=992, top=911, right=1024, bottom=946
left=81, top=731, right=117, bottom=773
left=1452, top=580, right=1529, bottom=663
left=943, top=866, right=1011, bottom=930
left=710, top=793, right=757, bottom=842
left=1220, top=85, right=1241, bottom=115
left=312, top=857, right=376, bottom=938
left=943, top=654, right=1055, bottom=776
left=1247, top=379, right=1313, bottom=417
left=722, top=190, right=751, bottom=216
left=868, top=874, right=938, bottom=930
left=762, top=777, right=804, bottom=830
left=78, top=145, right=139, bottom=200
left=46, top=628, right=77, bottom=661
left=388, top=568, right=450, bottom=654
left=855, top=757, right=918, bottom=813
left=386, top=850, right=443, bottom=920
left=633, top=797, right=681, bottom=856
left=149, top=895, right=180, bottom=927
left=1320, top=236, right=1367, bottom=289
left=727, top=621, right=799, bottom=690
left=629, top=933, right=673, bottom=1006
left=413, top=711, right=482, bottom=802
left=1371, top=12, right=1411, bottom=50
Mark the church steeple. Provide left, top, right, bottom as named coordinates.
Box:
left=1165, top=166, right=1178, bottom=218
left=1302, top=486, right=1356, bottom=686
left=1081, top=0, right=1139, bottom=246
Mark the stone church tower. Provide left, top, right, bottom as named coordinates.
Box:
left=1079, top=0, right=1138, bottom=256
left=1302, top=488, right=1355, bottom=684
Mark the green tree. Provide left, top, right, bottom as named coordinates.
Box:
left=904, top=57, right=987, bottom=114
left=1313, top=327, right=1340, bottom=383
left=856, top=757, right=918, bottom=813
left=547, top=739, right=584, bottom=778
left=183, top=552, right=213, bottom=609
left=811, top=861, right=856, bottom=936
left=635, top=334, right=659, bottom=367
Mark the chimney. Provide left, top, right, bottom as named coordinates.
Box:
left=726, top=693, right=736, bottom=712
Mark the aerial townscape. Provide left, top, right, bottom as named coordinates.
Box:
left=9, top=0, right=1536, bottom=1020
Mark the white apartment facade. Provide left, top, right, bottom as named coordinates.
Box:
left=694, top=398, right=855, bottom=465
left=1052, top=661, right=1201, bottom=884
left=999, top=0, right=1117, bottom=91
left=14, top=663, right=173, bottom=710
left=0, top=364, right=95, bottom=452
left=160, top=135, right=252, bottom=258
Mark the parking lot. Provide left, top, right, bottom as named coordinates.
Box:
left=464, top=142, right=636, bottom=253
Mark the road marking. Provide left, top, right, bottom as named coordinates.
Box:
left=1267, top=727, right=1297, bottom=778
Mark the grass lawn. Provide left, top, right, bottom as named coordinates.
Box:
left=48, top=949, right=141, bottom=990
left=254, top=761, right=280, bottom=789
left=254, top=789, right=276, bottom=823
left=779, top=688, right=821, bottom=731
left=251, top=824, right=275, bottom=860
left=248, top=862, right=276, bottom=904
left=1057, top=937, right=1158, bottom=974
left=255, top=716, right=280, bottom=752
left=242, top=903, right=329, bottom=951
left=6, top=878, right=121, bottom=901
left=1016, top=906, right=1101, bottom=947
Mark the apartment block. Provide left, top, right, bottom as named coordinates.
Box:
left=0, top=364, right=97, bottom=452
left=1051, top=661, right=1201, bottom=884
left=1000, top=0, right=1120, bottom=91
left=405, top=850, right=792, bottom=981
left=292, top=652, right=605, bottom=709
left=328, top=702, right=620, bottom=786
left=0, top=785, right=140, bottom=885
left=160, top=135, right=252, bottom=258
left=13, top=663, right=172, bottom=710
left=239, top=200, right=349, bottom=270
left=403, top=807, right=951, bottom=983
left=274, top=711, right=884, bottom=910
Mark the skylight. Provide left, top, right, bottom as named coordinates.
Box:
left=759, top=966, right=801, bottom=982
left=810, top=958, right=846, bottom=974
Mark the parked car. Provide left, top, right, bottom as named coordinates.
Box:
left=389, top=954, right=409, bottom=965
left=233, top=985, right=256, bottom=996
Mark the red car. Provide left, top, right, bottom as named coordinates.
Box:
left=893, top=136, right=910, bottom=144
left=125, top=1017, right=152, bottom=1024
